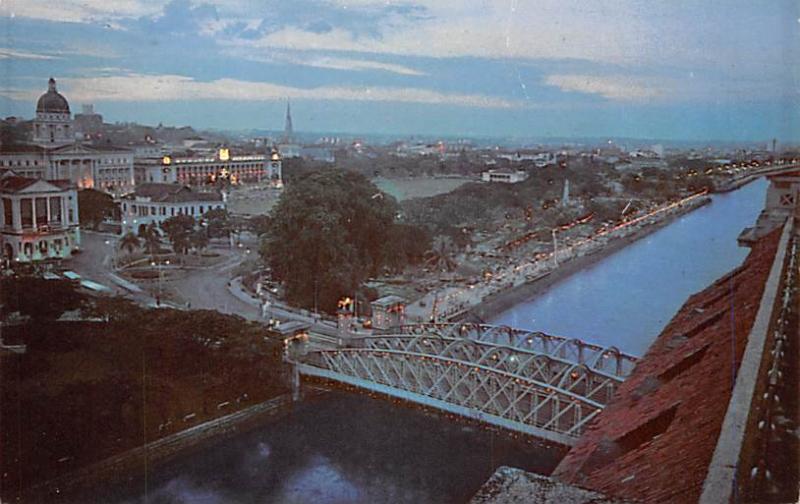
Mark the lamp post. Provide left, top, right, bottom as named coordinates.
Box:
left=551, top=228, right=559, bottom=267
left=151, top=259, right=170, bottom=306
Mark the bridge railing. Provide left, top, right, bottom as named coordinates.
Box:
left=394, top=323, right=639, bottom=377
left=291, top=332, right=633, bottom=443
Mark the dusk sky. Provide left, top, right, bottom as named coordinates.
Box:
left=0, top=0, right=798, bottom=141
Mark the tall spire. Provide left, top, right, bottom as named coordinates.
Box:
left=283, top=99, right=294, bottom=142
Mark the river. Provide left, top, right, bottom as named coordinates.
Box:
left=91, top=393, right=563, bottom=504
left=489, top=177, right=769, bottom=355
left=92, top=179, right=768, bottom=504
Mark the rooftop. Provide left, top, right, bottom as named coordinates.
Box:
left=126, top=183, right=223, bottom=203
left=0, top=175, right=73, bottom=193
left=551, top=228, right=783, bottom=503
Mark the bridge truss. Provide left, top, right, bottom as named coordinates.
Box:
left=289, top=325, right=638, bottom=445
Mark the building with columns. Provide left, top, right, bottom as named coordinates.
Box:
left=118, top=183, right=225, bottom=234
left=0, top=78, right=134, bottom=195
left=136, top=147, right=282, bottom=188
left=32, top=78, right=74, bottom=148
left=0, top=169, right=80, bottom=263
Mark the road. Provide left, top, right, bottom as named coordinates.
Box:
left=68, top=231, right=339, bottom=342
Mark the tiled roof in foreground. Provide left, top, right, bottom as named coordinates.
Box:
left=552, top=228, right=783, bottom=503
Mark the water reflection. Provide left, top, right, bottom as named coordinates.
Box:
left=490, top=178, right=769, bottom=355
left=96, top=394, right=563, bottom=504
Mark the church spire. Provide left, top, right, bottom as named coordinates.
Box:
left=283, top=99, right=294, bottom=142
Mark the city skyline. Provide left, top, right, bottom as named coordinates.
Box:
left=0, top=0, right=798, bottom=141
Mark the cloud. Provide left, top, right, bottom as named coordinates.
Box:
left=0, top=48, right=57, bottom=60
left=299, top=56, right=424, bottom=76
left=544, top=75, right=666, bottom=101
left=232, top=50, right=425, bottom=76
left=0, top=73, right=519, bottom=108
left=0, top=0, right=163, bottom=23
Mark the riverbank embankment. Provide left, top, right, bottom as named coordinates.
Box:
left=24, top=391, right=326, bottom=503
left=466, top=194, right=711, bottom=322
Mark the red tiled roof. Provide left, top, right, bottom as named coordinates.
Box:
left=0, top=175, right=74, bottom=193
left=553, top=228, right=783, bottom=503
left=128, top=183, right=222, bottom=203
left=0, top=175, right=38, bottom=192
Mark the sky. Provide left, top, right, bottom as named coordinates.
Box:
left=0, top=0, right=798, bottom=141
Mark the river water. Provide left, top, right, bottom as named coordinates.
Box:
left=94, top=393, right=563, bottom=504
left=489, top=178, right=769, bottom=355
left=95, top=179, right=768, bottom=504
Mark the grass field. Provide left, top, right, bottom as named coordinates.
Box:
left=373, top=176, right=475, bottom=201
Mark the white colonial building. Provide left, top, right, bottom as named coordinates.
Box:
left=481, top=168, right=529, bottom=184
left=119, top=183, right=225, bottom=234
left=0, top=169, right=80, bottom=263
left=32, top=78, right=74, bottom=148
left=0, top=78, right=134, bottom=195
left=135, top=148, right=282, bottom=188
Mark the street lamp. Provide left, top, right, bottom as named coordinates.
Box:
left=551, top=228, right=559, bottom=267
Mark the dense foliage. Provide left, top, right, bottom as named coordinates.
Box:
left=0, top=280, right=286, bottom=497
left=77, top=189, right=116, bottom=229
left=261, top=169, right=429, bottom=312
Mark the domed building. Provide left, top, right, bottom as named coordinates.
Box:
left=32, top=77, right=74, bottom=147
left=0, top=77, right=135, bottom=199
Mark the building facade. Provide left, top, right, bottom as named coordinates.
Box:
left=0, top=78, right=134, bottom=195
left=142, top=148, right=282, bottom=188
left=0, top=143, right=135, bottom=194
left=481, top=169, right=529, bottom=183
left=0, top=170, right=80, bottom=263
left=119, top=183, right=225, bottom=234
left=32, top=78, right=74, bottom=148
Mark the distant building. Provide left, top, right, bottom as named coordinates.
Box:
left=0, top=169, right=80, bottom=263
left=32, top=78, right=75, bottom=148
left=118, top=183, right=225, bottom=234
left=481, top=168, right=529, bottom=184
left=140, top=147, right=281, bottom=187
left=277, top=100, right=301, bottom=158
left=0, top=78, right=134, bottom=195
left=73, top=104, right=103, bottom=136
left=370, top=295, right=406, bottom=330
left=0, top=143, right=134, bottom=194
left=300, top=146, right=335, bottom=163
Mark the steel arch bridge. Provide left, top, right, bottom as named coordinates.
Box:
left=287, top=324, right=638, bottom=445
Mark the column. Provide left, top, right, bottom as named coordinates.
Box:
left=12, top=198, right=21, bottom=231
left=46, top=197, right=51, bottom=225
left=31, top=198, right=37, bottom=232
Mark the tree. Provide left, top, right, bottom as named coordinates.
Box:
left=139, top=223, right=161, bottom=257
left=161, top=215, right=195, bottom=254
left=202, top=208, right=230, bottom=238
left=190, top=229, right=209, bottom=254
left=261, top=169, right=405, bottom=312
left=78, top=189, right=116, bottom=229
left=248, top=214, right=272, bottom=236
left=119, top=232, right=140, bottom=255
left=425, top=235, right=458, bottom=272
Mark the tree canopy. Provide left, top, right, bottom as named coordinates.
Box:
left=78, top=189, right=116, bottom=229
left=161, top=214, right=196, bottom=254
left=261, top=169, right=422, bottom=312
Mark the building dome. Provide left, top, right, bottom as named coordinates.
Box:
left=36, top=78, right=70, bottom=114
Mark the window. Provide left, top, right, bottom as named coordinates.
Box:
left=49, top=197, right=62, bottom=223
left=151, top=207, right=156, bottom=216
left=20, top=198, right=33, bottom=227
left=2, top=198, right=11, bottom=226
left=171, top=207, right=175, bottom=216
left=161, top=207, right=166, bottom=216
